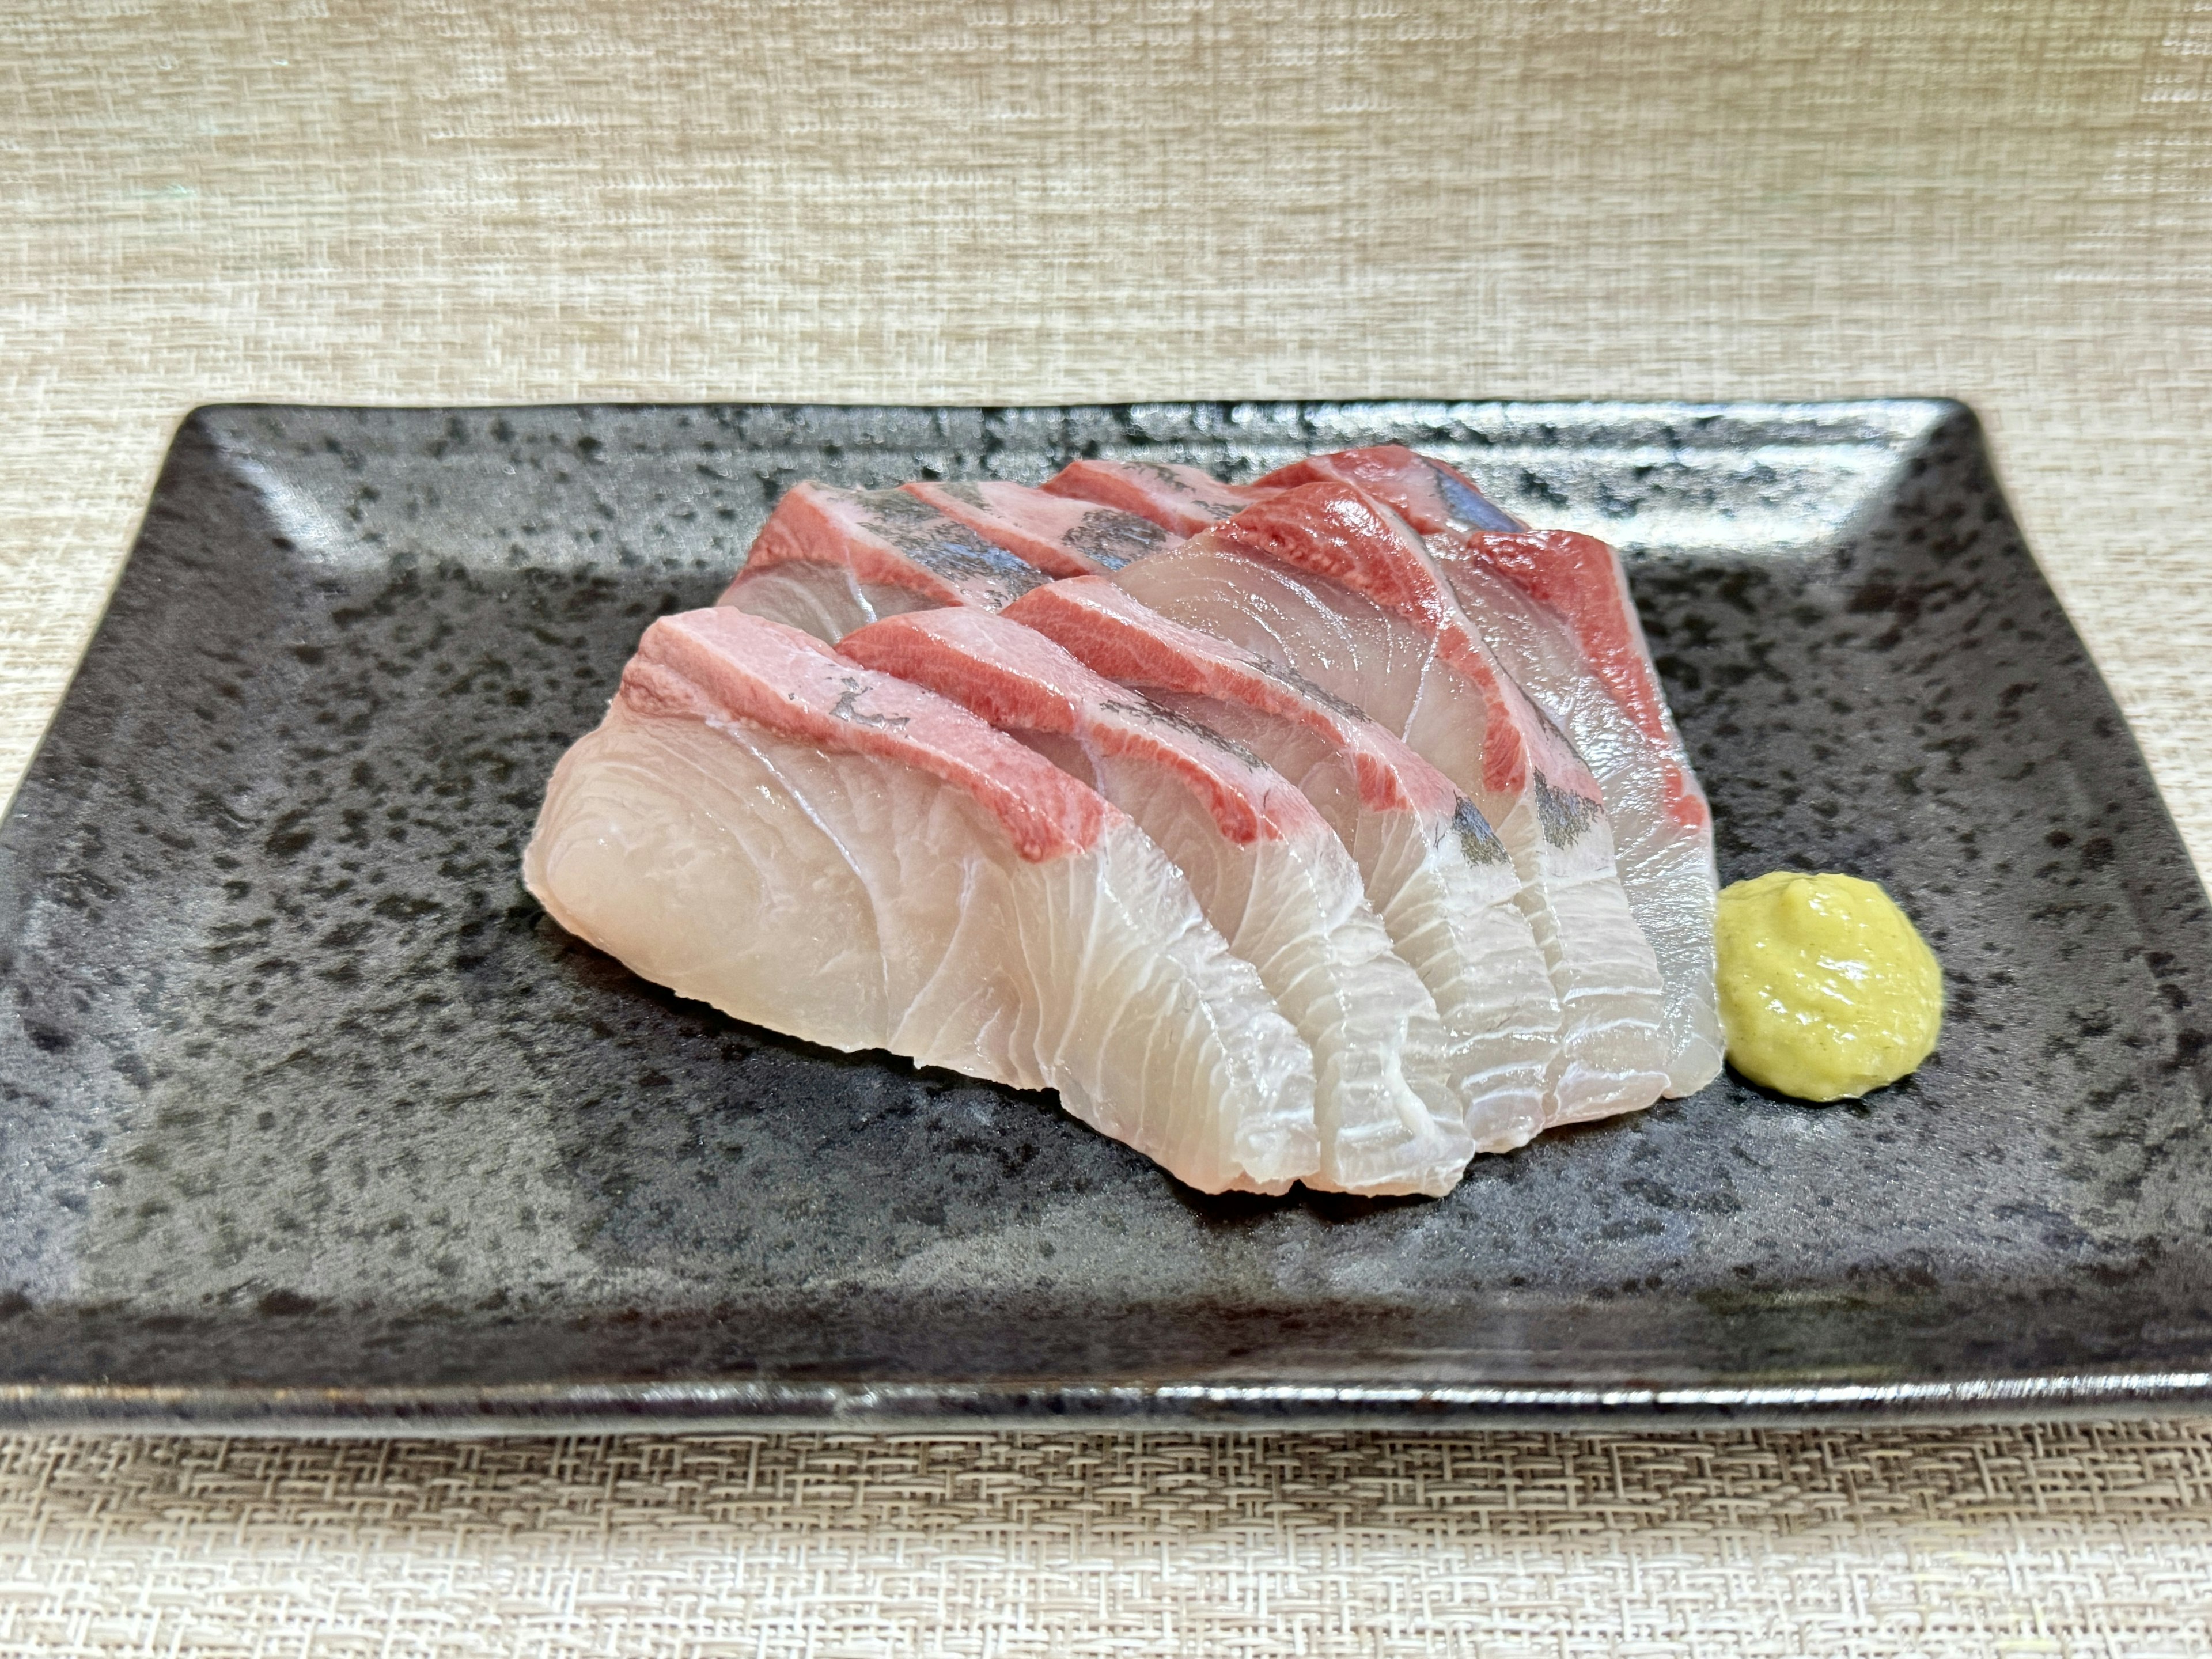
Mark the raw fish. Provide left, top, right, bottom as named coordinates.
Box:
left=1258, top=446, right=1523, bottom=533
left=719, top=483, right=1047, bottom=642
left=525, top=606, right=1317, bottom=1195
left=1264, top=448, right=1722, bottom=1097
left=1003, top=577, right=1559, bottom=1152
left=1114, top=482, right=1671, bottom=1125
left=903, top=479, right=1177, bottom=575
left=1042, top=458, right=1275, bottom=536
left=842, top=606, right=1474, bottom=1195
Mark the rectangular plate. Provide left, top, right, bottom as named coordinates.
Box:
left=6, top=400, right=2212, bottom=1432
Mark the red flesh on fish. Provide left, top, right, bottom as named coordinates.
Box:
left=843, top=604, right=1475, bottom=1196
left=1199, top=482, right=1599, bottom=808
left=1042, top=459, right=1276, bottom=536
left=1258, top=445, right=1523, bottom=535
left=902, top=479, right=1177, bottom=577
left=629, top=607, right=1111, bottom=862
left=722, top=482, right=1048, bottom=611
left=840, top=607, right=1320, bottom=847
left=1265, top=448, right=1703, bottom=828
left=1003, top=577, right=1460, bottom=822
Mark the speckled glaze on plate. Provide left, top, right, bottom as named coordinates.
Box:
left=3, top=400, right=2210, bottom=1433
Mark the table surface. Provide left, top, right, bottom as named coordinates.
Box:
left=7, top=0, right=2212, bottom=1652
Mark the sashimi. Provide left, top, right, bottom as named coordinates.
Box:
left=718, top=482, right=1047, bottom=642
left=842, top=606, right=1474, bottom=1195
left=525, top=606, right=1317, bottom=1195
left=1259, top=445, right=1525, bottom=534
left=1115, top=482, right=1671, bottom=1125
left=1264, top=448, right=1722, bottom=1097
left=1002, top=577, right=1559, bottom=1153
left=1042, top=458, right=1275, bottom=536
left=903, top=479, right=1176, bottom=575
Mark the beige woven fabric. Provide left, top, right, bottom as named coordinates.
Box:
left=1, top=1429, right=2211, bottom=1654
left=7, top=0, right=2212, bottom=1652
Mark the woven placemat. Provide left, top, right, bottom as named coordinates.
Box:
left=6, top=0, right=2212, bottom=1650
left=2, top=1429, right=2211, bottom=1653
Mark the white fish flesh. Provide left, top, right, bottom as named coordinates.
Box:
left=1107, top=481, right=1671, bottom=1126
left=718, top=482, right=1047, bottom=642
left=841, top=605, right=1474, bottom=1196
left=1002, top=577, right=1559, bottom=1153
left=1262, top=447, right=1722, bottom=1098
left=524, top=605, right=1318, bottom=1195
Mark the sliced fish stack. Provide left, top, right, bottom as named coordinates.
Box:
left=1087, top=479, right=1672, bottom=1126
left=719, top=482, right=1047, bottom=641
left=525, top=446, right=1725, bottom=1197
left=841, top=605, right=1473, bottom=1196
left=525, top=607, right=1317, bottom=1194
left=1002, top=577, right=1558, bottom=1154
left=1040, top=459, right=1271, bottom=535
left=1260, top=447, right=1723, bottom=1099
left=903, top=479, right=1173, bottom=575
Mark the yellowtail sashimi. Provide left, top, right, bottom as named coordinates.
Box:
left=1263, top=446, right=1722, bottom=1099
left=525, top=606, right=1317, bottom=1194
left=719, top=482, right=1047, bottom=642
left=1086, top=480, right=1669, bottom=1126
left=903, top=479, right=1177, bottom=575
left=1003, top=576, right=1559, bottom=1153
left=842, top=605, right=1474, bottom=1196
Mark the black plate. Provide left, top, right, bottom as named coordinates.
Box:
left=5, top=400, right=2211, bottom=1431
